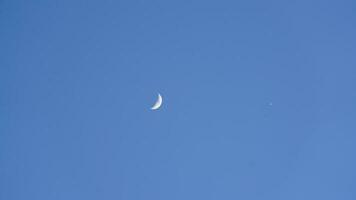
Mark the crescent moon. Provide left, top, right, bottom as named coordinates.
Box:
left=151, top=93, right=163, bottom=110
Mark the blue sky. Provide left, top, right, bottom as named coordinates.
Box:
left=1, top=0, right=356, bottom=199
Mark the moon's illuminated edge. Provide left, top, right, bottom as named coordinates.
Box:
left=151, top=93, right=162, bottom=110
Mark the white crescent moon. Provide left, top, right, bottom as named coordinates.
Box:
left=151, top=93, right=163, bottom=110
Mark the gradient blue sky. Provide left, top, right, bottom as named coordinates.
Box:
left=1, top=0, right=356, bottom=199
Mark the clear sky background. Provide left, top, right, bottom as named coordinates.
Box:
left=1, top=0, right=356, bottom=199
